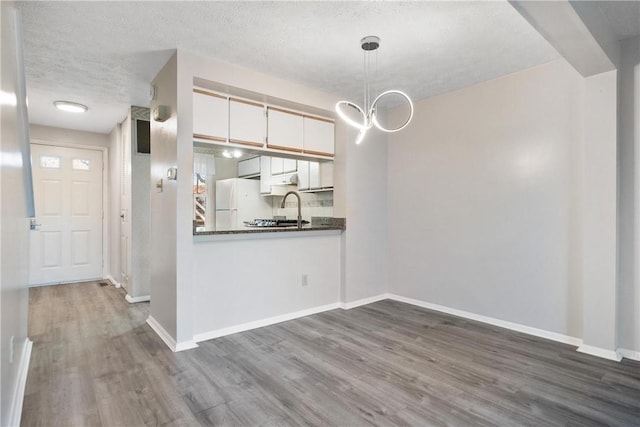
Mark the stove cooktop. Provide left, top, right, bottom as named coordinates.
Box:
left=244, top=219, right=310, bottom=227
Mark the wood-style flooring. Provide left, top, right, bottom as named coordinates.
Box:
left=22, top=281, right=640, bottom=426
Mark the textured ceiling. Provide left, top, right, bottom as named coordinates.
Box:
left=15, top=1, right=566, bottom=134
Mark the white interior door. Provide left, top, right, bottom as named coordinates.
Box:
left=29, top=144, right=104, bottom=285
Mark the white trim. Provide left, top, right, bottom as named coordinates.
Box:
left=125, top=294, right=150, bottom=303
left=386, top=294, right=584, bottom=347
left=146, top=315, right=175, bottom=350
left=577, top=345, right=623, bottom=362
left=175, top=340, right=199, bottom=352
left=340, top=293, right=390, bottom=310
left=101, top=147, right=108, bottom=280
left=28, top=277, right=102, bottom=288
left=105, top=275, right=121, bottom=288
left=188, top=292, right=634, bottom=363
left=8, top=338, right=33, bottom=427
left=193, top=302, right=341, bottom=343
left=617, top=348, right=640, bottom=361
left=146, top=315, right=198, bottom=352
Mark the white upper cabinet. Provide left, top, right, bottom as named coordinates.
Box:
left=309, top=161, right=320, bottom=189
left=319, top=161, right=334, bottom=188
left=260, top=156, right=296, bottom=196
left=229, top=98, right=266, bottom=147
left=193, top=89, right=228, bottom=142
left=238, top=156, right=261, bottom=178
left=303, top=116, right=335, bottom=156
left=260, top=156, right=271, bottom=194
left=283, top=158, right=297, bottom=173
left=267, top=107, right=304, bottom=153
left=297, top=160, right=310, bottom=191
left=297, top=160, right=333, bottom=191
left=193, top=87, right=334, bottom=159
left=271, top=157, right=284, bottom=175
left=270, top=157, right=297, bottom=175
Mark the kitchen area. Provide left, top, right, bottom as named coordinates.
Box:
left=193, top=152, right=338, bottom=232
left=191, top=86, right=344, bottom=235
left=146, top=51, right=360, bottom=351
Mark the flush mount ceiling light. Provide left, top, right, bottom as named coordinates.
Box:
left=53, top=100, right=88, bottom=113
left=335, top=36, right=414, bottom=144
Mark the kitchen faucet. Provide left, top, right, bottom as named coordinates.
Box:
left=281, top=191, right=302, bottom=229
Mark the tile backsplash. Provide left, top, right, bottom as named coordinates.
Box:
left=271, top=191, right=333, bottom=221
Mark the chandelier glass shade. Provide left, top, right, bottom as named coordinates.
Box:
left=335, top=36, right=413, bottom=144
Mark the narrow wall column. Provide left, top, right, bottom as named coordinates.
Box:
left=619, top=36, right=640, bottom=358
left=579, top=70, right=620, bottom=361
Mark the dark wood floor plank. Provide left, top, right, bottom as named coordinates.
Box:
left=22, top=282, right=640, bottom=426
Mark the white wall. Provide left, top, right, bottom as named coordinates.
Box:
left=193, top=233, right=341, bottom=335
left=118, top=108, right=151, bottom=300
left=107, top=123, right=121, bottom=285
left=30, top=124, right=110, bottom=148
left=1, top=4, right=32, bottom=425
left=618, top=36, right=640, bottom=355
left=388, top=59, right=585, bottom=338
left=149, top=53, right=179, bottom=339
left=130, top=130, right=151, bottom=299
left=214, top=156, right=238, bottom=180
left=342, top=124, right=389, bottom=303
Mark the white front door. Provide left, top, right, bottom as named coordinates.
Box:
left=29, top=144, right=104, bottom=285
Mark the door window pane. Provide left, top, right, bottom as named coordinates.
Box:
left=72, top=158, right=91, bottom=171
left=40, top=156, right=60, bottom=168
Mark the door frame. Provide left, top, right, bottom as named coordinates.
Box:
left=30, top=138, right=109, bottom=283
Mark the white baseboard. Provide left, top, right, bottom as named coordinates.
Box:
left=105, top=275, right=121, bottom=288
left=384, top=295, right=636, bottom=363
left=175, top=340, right=199, bottom=352
left=340, top=293, right=390, bottom=310
left=29, top=277, right=102, bottom=288
left=125, top=294, right=150, bottom=304
left=617, top=348, right=640, bottom=361
left=146, top=315, right=198, bottom=352
left=577, top=345, right=623, bottom=362
left=387, top=294, right=584, bottom=348
left=8, top=338, right=33, bottom=427
left=172, top=289, right=636, bottom=363
left=193, top=302, right=341, bottom=343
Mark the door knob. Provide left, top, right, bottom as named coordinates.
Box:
left=30, top=218, right=41, bottom=230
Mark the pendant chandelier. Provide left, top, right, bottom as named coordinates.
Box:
left=335, top=36, right=414, bottom=144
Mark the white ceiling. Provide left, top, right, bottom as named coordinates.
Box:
left=593, top=1, right=640, bottom=40
left=14, top=1, right=638, bottom=135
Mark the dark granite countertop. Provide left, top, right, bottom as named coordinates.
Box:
left=193, top=217, right=345, bottom=236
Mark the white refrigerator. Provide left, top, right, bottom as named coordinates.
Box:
left=215, top=178, right=271, bottom=230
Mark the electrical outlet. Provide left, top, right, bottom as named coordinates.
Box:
left=301, top=274, right=309, bottom=287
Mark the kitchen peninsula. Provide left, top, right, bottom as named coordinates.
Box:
left=148, top=50, right=367, bottom=353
